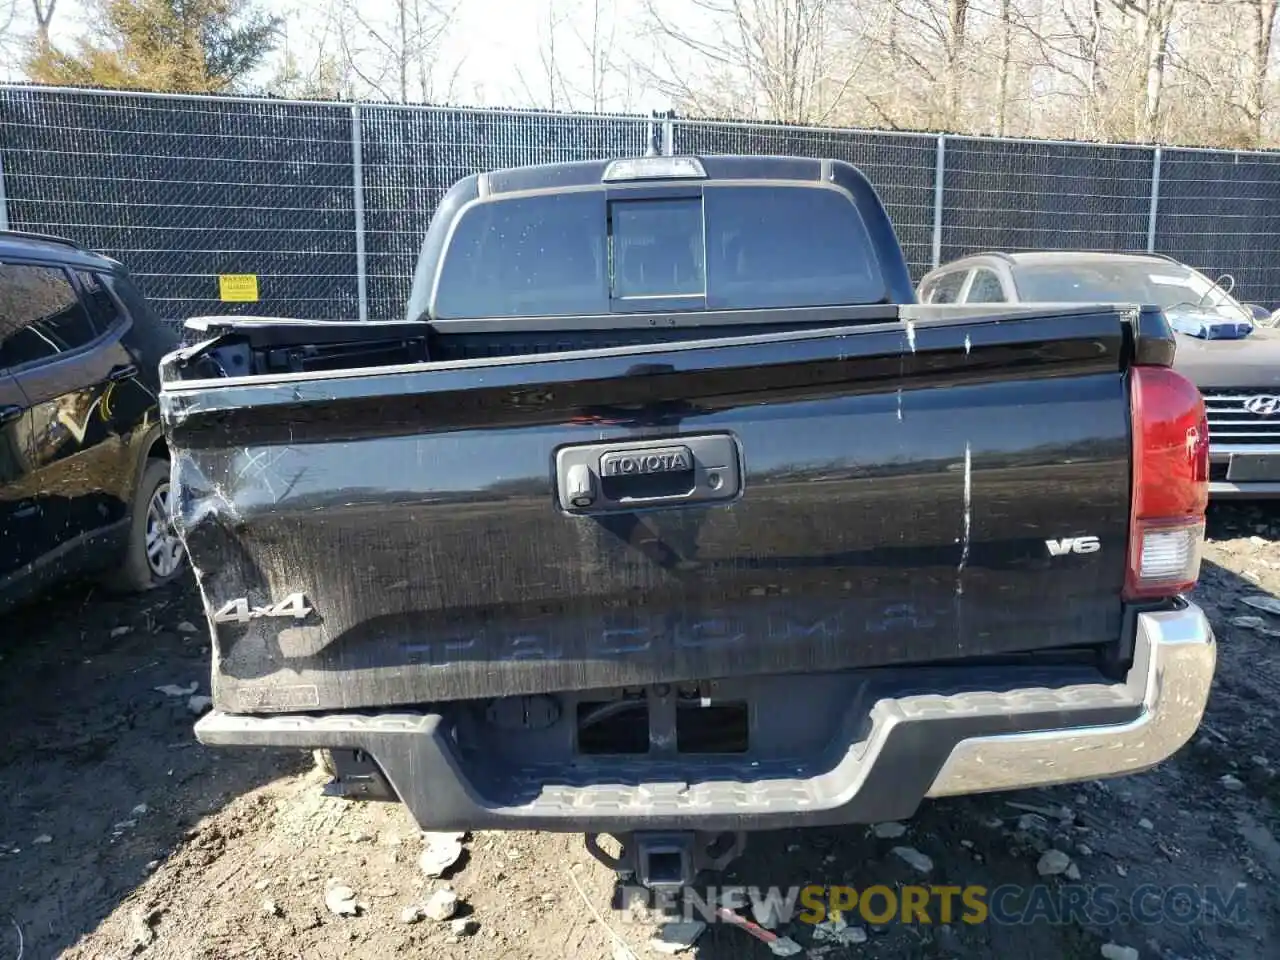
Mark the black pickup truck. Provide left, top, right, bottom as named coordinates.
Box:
left=161, top=155, right=1215, bottom=889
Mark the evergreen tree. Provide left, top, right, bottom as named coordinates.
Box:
left=28, top=0, right=282, bottom=93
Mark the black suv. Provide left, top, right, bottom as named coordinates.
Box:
left=1, top=231, right=183, bottom=612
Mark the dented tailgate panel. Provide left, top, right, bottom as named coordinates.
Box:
left=162, top=312, right=1132, bottom=714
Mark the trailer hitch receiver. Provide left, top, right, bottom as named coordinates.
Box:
left=585, top=830, right=747, bottom=891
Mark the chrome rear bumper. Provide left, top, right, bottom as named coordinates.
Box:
left=928, top=603, right=1215, bottom=797
left=197, top=603, right=1216, bottom=831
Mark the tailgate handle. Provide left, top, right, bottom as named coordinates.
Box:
left=555, top=434, right=741, bottom=514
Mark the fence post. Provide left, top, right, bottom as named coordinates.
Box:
left=0, top=147, right=9, bottom=231
left=1146, top=146, right=1162, bottom=254
left=662, top=110, right=676, bottom=156
left=351, top=104, right=369, bottom=321
left=931, top=134, right=947, bottom=269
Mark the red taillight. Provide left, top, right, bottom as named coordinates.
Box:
left=1125, top=366, right=1209, bottom=600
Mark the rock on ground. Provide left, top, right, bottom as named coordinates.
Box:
left=449, top=917, right=478, bottom=937
left=399, top=904, right=427, bottom=924
left=323, top=885, right=359, bottom=917
left=891, top=846, right=934, bottom=873
left=648, top=921, right=706, bottom=954
left=813, top=913, right=868, bottom=945
left=419, top=832, right=464, bottom=877
left=422, top=887, right=458, bottom=921
left=1037, top=849, right=1072, bottom=877
left=872, top=821, right=907, bottom=839
left=154, top=682, right=198, bottom=697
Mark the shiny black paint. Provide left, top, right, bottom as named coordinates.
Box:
left=0, top=373, right=35, bottom=575
left=164, top=307, right=1134, bottom=714
left=0, top=236, right=176, bottom=612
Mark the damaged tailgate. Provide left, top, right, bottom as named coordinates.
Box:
left=161, top=306, right=1135, bottom=714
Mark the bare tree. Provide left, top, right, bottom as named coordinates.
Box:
left=944, top=0, right=970, bottom=126
left=1, top=0, right=17, bottom=38
left=872, top=0, right=971, bottom=128
left=1083, top=0, right=1108, bottom=135
left=14, top=0, right=1269, bottom=150
left=1141, top=0, right=1179, bottom=141
left=1105, top=0, right=1179, bottom=141
left=1244, top=0, right=1279, bottom=145
left=514, top=0, right=575, bottom=110
left=642, top=0, right=861, bottom=124
left=0, top=0, right=20, bottom=67
left=268, top=4, right=353, bottom=99
left=574, top=0, right=616, bottom=112
left=336, top=0, right=456, bottom=102
left=30, top=0, right=55, bottom=52
left=995, top=0, right=1014, bottom=134
left=628, top=0, right=1280, bottom=149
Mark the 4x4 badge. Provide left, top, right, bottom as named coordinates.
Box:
left=212, top=593, right=313, bottom=624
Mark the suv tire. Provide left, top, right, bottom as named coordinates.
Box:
left=108, top=458, right=185, bottom=592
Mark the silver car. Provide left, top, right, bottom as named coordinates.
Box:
left=918, top=251, right=1280, bottom=499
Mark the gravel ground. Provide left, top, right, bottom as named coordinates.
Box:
left=2, top=503, right=1279, bottom=960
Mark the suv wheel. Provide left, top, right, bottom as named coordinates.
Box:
left=109, top=459, right=186, bottom=592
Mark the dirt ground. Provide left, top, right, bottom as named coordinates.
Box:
left=2, top=504, right=1279, bottom=960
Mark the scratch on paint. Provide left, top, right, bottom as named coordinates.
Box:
left=233, top=446, right=289, bottom=503
left=896, top=388, right=903, bottom=421
left=957, top=442, right=972, bottom=596
left=905, top=319, right=917, bottom=353
left=234, top=448, right=266, bottom=483
left=964, top=334, right=971, bottom=355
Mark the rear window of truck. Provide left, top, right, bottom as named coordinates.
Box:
left=433, top=184, right=884, bottom=318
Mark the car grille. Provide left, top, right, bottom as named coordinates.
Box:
left=1201, top=389, right=1280, bottom=445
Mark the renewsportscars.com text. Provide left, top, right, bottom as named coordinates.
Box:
left=616, top=883, right=1249, bottom=927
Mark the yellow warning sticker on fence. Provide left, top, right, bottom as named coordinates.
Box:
left=218, top=274, right=259, bottom=302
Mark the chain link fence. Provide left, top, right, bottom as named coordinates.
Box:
left=1157, top=147, right=1280, bottom=308
left=939, top=137, right=1155, bottom=263
left=0, top=90, right=358, bottom=319
left=358, top=105, right=651, bottom=320
left=2, top=85, right=1280, bottom=319
left=671, top=119, right=939, bottom=279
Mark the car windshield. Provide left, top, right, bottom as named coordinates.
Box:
left=1014, top=260, right=1253, bottom=322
